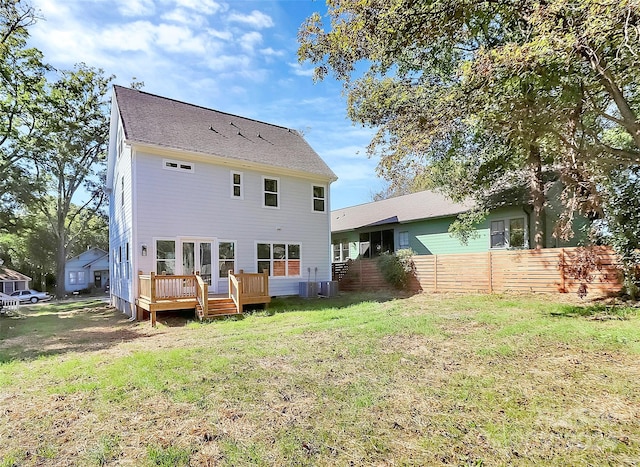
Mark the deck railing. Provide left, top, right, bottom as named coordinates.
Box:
left=195, top=272, right=208, bottom=317
left=139, top=273, right=152, bottom=301
left=138, top=269, right=269, bottom=313
left=228, top=269, right=270, bottom=311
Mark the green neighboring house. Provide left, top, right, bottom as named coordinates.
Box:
left=330, top=190, right=586, bottom=262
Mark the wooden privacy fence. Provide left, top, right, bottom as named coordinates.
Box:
left=411, top=246, right=623, bottom=295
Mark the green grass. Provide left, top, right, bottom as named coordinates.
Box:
left=0, top=293, right=639, bottom=465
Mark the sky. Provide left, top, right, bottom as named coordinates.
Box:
left=26, top=0, right=385, bottom=210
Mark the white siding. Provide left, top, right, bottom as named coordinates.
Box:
left=108, top=116, right=135, bottom=315
left=133, top=150, right=332, bottom=296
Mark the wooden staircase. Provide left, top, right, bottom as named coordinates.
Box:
left=196, top=297, right=241, bottom=320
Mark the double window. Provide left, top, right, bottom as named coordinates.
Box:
left=263, top=177, right=279, bottom=208
left=313, top=185, right=326, bottom=212
left=231, top=172, right=243, bottom=199
left=332, top=239, right=350, bottom=262
left=69, top=271, right=86, bottom=285
left=257, top=242, right=301, bottom=277
left=163, top=159, right=194, bottom=173
left=490, top=218, right=526, bottom=249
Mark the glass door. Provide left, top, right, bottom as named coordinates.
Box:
left=182, top=240, right=215, bottom=292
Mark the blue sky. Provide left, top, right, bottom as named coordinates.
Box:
left=27, top=0, right=384, bottom=210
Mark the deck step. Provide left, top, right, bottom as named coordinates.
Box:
left=203, top=298, right=240, bottom=317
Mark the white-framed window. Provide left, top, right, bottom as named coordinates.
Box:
left=257, top=242, right=301, bottom=277
left=124, top=242, right=130, bottom=279
left=332, top=239, right=350, bottom=262
left=218, top=241, right=236, bottom=278
left=121, top=176, right=125, bottom=207
left=231, top=171, right=243, bottom=199
left=163, top=159, right=194, bottom=173
left=490, top=217, right=526, bottom=249
left=263, top=177, right=279, bottom=208
left=69, top=271, right=87, bottom=285
left=117, top=125, right=124, bottom=158
left=312, top=185, right=326, bottom=212
left=398, top=231, right=410, bottom=249
left=156, top=239, right=176, bottom=275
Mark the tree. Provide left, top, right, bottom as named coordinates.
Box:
left=0, top=0, right=48, bottom=232
left=26, top=64, right=113, bottom=298
left=597, top=167, right=640, bottom=299
left=298, top=0, right=640, bottom=247
left=0, top=199, right=107, bottom=292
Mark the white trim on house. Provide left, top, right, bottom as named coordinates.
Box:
left=262, top=176, right=280, bottom=209
left=489, top=216, right=528, bottom=249
left=162, top=158, right=195, bottom=173
left=133, top=141, right=336, bottom=184
left=230, top=171, right=244, bottom=199
left=255, top=240, right=303, bottom=279
left=312, top=184, right=327, bottom=213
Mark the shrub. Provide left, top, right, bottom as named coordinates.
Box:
left=377, top=249, right=415, bottom=289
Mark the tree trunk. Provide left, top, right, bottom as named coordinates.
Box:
left=528, top=143, right=546, bottom=249
left=55, top=215, right=67, bottom=299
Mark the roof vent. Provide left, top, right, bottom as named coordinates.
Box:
left=209, top=125, right=218, bottom=133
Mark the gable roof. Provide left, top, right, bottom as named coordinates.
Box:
left=331, top=190, right=473, bottom=233
left=66, top=247, right=108, bottom=266
left=113, top=85, right=337, bottom=180
left=0, top=267, right=31, bottom=283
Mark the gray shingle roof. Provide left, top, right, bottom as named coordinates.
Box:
left=332, top=190, right=473, bottom=232
left=0, top=267, right=31, bottom=282
left=113, top=85, right=336, bottom=180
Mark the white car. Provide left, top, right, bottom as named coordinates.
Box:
left=10, top=289, right=52, bottom=303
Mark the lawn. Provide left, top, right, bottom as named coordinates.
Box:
left=0, top=293, right=639, bottom=466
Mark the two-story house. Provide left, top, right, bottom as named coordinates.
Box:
left=107, top=86, right=337, bottom=320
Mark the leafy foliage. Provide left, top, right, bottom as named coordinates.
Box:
left=597, top=167, right=640, bottom=299
left=299, top=0, right=640, bottom=246
left=0, top=0, right=48, bottom=232
left=377, top=249, right=415, bottom=289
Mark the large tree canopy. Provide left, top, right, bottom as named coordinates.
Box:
left=299, top=0, right=640, bottom=247
left=26, top=63, right=113, bottom=298
left=0, top=0, right=48, bottom=232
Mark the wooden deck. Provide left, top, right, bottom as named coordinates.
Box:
left=136, top=270, right=270, bottom=326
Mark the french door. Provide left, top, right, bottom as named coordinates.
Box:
left=181, top=240, right=215, bottom=293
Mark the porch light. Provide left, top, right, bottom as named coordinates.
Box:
left=141, top=244, right=148, bottom=256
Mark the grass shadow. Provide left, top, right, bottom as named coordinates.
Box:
left=0, top=300, right=149, bottom=363
left=550, top=303, right=639, bottom=320
left=263, top=291, right=407, bottom=315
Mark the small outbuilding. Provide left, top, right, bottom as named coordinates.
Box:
left=0, top=267, right=31, bottom=295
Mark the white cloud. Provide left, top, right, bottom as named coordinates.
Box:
left=227, top=10, right=274, bottom=29
left=114, top=0, right=155, bottom=17
left=206, top=28, right=233, bottom=41
left=161, top=8, right=205, bottom=27
left=239, top=31, right=263, bottom=53
left=260, top=47, right=285, bottom=57
left=288, top=62, right=315, bottom=77
left=175, top=0, right=225, bottom=15
left=155, top=23, right=208, bottom=54
left=204, top=54, right=252, bottom=72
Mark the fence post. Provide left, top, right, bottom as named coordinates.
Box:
left=560, top=248, right=566, bottom=293
left=434, top=255, right=438, bottom=293
left=150, top=272, right=156, bottom=303
left=488, top=251, right=493, bottom=294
